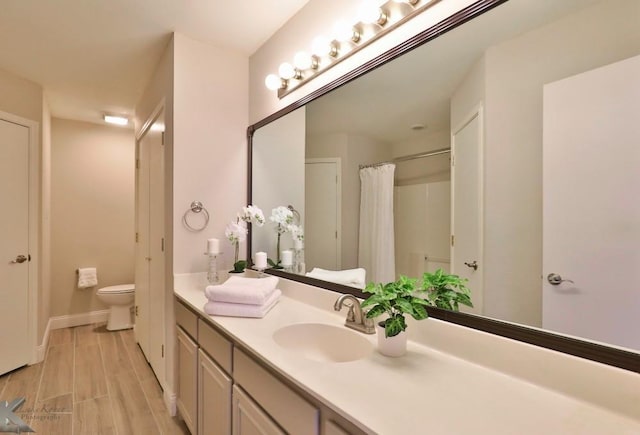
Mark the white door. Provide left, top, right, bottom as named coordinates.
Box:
left=451, top=107, right=483, bottom=315
left=305, top=159, right=340, bottom=270
left=0, top=118, right=31, bottom=374
left=135, top=110, right=165, bottom=381
left=542, top=55, right=640, bottom=350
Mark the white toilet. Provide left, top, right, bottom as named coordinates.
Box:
left=96, top=284, right=135, bottom=331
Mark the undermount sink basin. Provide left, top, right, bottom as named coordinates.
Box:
left=272, top=323, right=373, bottom=363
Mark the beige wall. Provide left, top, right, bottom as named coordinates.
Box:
left=0, top=67, right=43, bottom=122
left=50, top=118, right=135, bottom=317
left=172, top=33, right=248, bottom=274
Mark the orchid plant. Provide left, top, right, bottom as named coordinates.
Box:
left=268, top=206, right=297, bottom=268
left=225, top=205, right=265, bottom=272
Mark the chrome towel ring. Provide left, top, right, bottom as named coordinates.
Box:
left=183, top=201, right=209, bottom=232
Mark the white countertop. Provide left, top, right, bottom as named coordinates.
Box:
left=175, top=274, right=640, bottom=435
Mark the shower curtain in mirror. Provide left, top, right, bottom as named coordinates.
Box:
left=358, top=163, right=396, bottom=284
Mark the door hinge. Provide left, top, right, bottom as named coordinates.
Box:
left=161, top=238, right=165, bottom=252
left=135, top=232, right=139, bottom=243
left=451, top=235, right=455, bottom=246
left=335, top=231, right=338, bottom=239
left=161, top=345, right=164, bottom=358
left=135, top=305, right=139, bottom=317
left=136, top=158, right=140, bottom=169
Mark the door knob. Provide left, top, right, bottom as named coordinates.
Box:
left=10, top=255, right=27, bottom=264
left=464, top=261, right=478, bottom=271
left=547, top=273, right=574, bottom=285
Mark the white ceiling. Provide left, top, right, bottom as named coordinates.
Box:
left=0, top=0, right=311, bottom=125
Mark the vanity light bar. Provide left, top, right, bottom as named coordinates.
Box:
left=264, top=0, right=440, bottom=98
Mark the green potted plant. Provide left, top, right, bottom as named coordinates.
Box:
left=362, top=270, right=473, bottom=357
left=422, top=268, right=473, bottom=311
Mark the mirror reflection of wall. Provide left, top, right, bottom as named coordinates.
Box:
left=251, top=107, right=305, bottom=262
left=251, top=0, right=640, bottom=353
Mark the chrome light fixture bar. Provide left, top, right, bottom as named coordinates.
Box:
left=264, top=0, right=441, bottom=99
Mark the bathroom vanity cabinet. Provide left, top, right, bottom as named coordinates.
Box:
left=175, top=298, right=360, bottom=435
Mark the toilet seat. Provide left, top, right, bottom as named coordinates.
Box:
left=97, top=284, right=135, bottom=295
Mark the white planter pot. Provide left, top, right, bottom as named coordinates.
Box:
left=376, top=323, right=407, bottom=357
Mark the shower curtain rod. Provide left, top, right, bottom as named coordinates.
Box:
left=358, top=147, right=451, bottom=170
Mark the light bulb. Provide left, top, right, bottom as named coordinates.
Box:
left=360, top=3, right=387, bottom=25
left=333, top=20, right=359, bottom=42
left=265, top=74, right=284, bottom=91
left=278, top=62, right=296, bottom=80
left=312, top=35, right=338, bottom=57
left=294, top=51, right=317, bottom=70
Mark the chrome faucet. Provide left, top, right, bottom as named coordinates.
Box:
left=334, top=294, right=375, bottom=334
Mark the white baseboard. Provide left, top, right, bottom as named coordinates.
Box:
left=49, top=309, right=110, bottom=330
left=164, top=389, right=177, bottom=416
left=34, top=318, right=52, bottom=363
left=33, top=309, right=109, bottom=364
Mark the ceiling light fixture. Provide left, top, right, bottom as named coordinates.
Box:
left=104, top=115, right=129, bottom=126
left=265, top=0, right=436, bottom=98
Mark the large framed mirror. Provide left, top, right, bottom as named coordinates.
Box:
left=248, top=0, right=640, bottom=372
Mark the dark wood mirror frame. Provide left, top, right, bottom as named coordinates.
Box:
left=246, top=0, right=639, bottom=373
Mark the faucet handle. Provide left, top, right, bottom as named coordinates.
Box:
left=345, top=304, right=356, bottom=322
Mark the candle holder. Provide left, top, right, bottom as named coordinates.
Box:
left=253, top=266, right=267, bottom=278
left=204, top=252, right=220, bottom=284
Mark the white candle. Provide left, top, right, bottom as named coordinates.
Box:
left=293, top=239, right=303, bottom=250
left=254, top=252, right=267, bottom=269
left=281, top=250, right=293, bottom=267
left=207, top=238, right=220, bottom=255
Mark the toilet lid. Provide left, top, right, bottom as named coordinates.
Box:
left=97, top=284, right=135, bottom=294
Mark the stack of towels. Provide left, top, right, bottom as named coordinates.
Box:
left=305, top=267, right=366, bottom=289
left=203, top=276, right=281, bottom=318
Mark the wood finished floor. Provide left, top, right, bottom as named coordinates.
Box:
left=0, top=324, right=189, bottom=435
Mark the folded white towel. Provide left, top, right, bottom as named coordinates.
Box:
left=204, top=275, right=279, bottom=305
left=203, top=290, right=281, bottom=318
left=78, top=267, right=98, bottom=288
left=305, top=267, right=366, bottom=289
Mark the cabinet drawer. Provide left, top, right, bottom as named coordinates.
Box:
left=176, top=300, right=198, bottom=339
left=198, top=318, right=233, bottom=374
left=234, top=348, right=319, bottom=435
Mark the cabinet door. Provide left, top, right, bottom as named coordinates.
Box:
left=199, top=349, right=232, bottom=435
left=177, top=326, right=198, bottom=434
left=232, top=386, right=285, bottom=435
